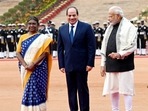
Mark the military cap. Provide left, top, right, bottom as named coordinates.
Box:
left=21, top=23, right=25, bottom=26
left=103, top=22, right=107, bottom=25
left=95, top=21, right=99, bottom=24
left=136, top=20, right=140, bottom=24
left=61, top=21, right=66, bottom=25
left=51, top=22, right=55, bottom=25
left=8, top=24, right=12, bottom=27
left=12, top=24, right=16, bottom=26
left=48, top=20, right=52, bottom=24
left=39, top=23, right=45, bottom=26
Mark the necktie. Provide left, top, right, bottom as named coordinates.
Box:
left=70, top=25, right=74, bottom=43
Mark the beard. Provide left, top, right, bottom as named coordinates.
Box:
left=110, top=20, right=120, bottom=26
left=110, top=21, right=117, bottom=25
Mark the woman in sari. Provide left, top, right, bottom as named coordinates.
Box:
left=16, top=16, right=52, bottom=111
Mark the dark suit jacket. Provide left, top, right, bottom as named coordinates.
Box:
left=58, top=21, right=96, bottom=72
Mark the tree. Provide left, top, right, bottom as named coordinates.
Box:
left=140, top=7, right=148, bottom=22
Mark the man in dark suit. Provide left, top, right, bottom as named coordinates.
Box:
left=57, top=6, right=96, bottom=111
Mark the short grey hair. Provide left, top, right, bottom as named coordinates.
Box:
left=109, top=6, right=124, bottom=17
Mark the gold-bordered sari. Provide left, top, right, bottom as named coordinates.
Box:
left=16, top=33, right=52, bottom=111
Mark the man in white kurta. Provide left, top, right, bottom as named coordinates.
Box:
left=100, top=6, right=137, bottom=111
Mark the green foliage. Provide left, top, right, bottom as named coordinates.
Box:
left=0, top=0, right=57, bottom=24
left=139, top=7, right=148, bottom=22
left=141, top=8, right=148, bottom=17
left=8, top=8, right=17, bottom=14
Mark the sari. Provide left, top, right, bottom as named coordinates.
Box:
left=16, top=33, right=52, bottom=111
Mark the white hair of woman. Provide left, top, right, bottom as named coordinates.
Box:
left=109, top=6, right=124, bottom=17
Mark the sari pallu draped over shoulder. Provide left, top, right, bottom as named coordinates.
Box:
left=17, top=33, right=52, bottom=111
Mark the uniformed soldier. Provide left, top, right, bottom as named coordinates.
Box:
left=92, top=22, right=96, bottom=30
left=42, top=20, right=56, bottom=57
left=141, top=20, right=148, bottom=55
left=16, top=23, right=27, bottom=43
left=146, top=22, right=148, bottom=54
left=92, top=22, right=97, bottom=54
left=44, top=20, right=55, bottom=39
left=103, top=22, right=108, bottom=33
left=5, top=24, right=16, bottom=58
left=137, top=20, right=147, bottom=55
left=11, top=23, right=18, bottom=57
left=38, top=23, right=46, bottom=34
left=0, top=24, right=6, bottom=58
left=15, top=23, right=27, bottom=57
left=50, top=22, right=58, bottom=58
left=61, top=21, right=66, bottom=26
left=2, top=24, right=7, bottom=57
left=93, top=21, right=104, bottom=56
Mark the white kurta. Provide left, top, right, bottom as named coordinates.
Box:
left=100, top=17, right=137, bottom=96
left=102, top=71, right=135, bottom=96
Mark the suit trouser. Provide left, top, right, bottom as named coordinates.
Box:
left=66, top=71, right=89, bottom=111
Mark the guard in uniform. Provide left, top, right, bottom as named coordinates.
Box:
left=103, top=22, right=108, bottom=33
left=43, top=20, right=56, bottom=56
left=146, top=22, right=148, bottom=54
left=0, top=24, right=6, bottom=58
left=137, top=20, right=147, bottom=55
left=16, top=23, right=27, bottom=43
left=16, top=23, right=27, bottom=58
left=50, top=22, right=58, bottom=58
left=6, top=24, right=16, bottom=58
left=2, top=24, right=7, bottom=57
left=38, top=23, right=46, bottom=34
left=93, top=21, right=104, bottom=56
left=61, top=21, right=66, bottom=26
left=92, top=22, right=96, bottom=30
left=44, top=20, right=55, bottom=39
left=11, top=24, right=18, bottom=57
